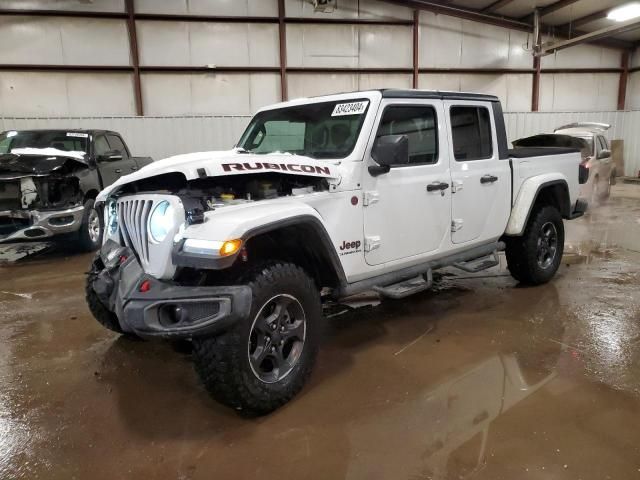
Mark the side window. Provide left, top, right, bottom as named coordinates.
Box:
left=450, top=106, right=493, bottom=161
left=376, top=105, right=438, bottom=165
left=598, top=136, right=609, bottom=152
left=94, top=135, right=111, bottom=159
left=0, top=136, right=11, bottom=154
left=106, top=134, right=130, bottom=159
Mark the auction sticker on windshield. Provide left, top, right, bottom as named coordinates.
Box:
left=67, top=132, right=88, bottom=138
left=332, top=101, right=369, bottom=116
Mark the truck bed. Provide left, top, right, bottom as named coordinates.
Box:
left=508, top=147, right=579, bottom=158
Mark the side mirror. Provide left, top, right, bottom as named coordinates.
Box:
left=597, top=149, right=610, bottom=160
left=99, top=150, right=123, bottom=162
left=369, top=134, right=409, bottom=176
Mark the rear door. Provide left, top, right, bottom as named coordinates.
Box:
left=445, top=102, right=511, bottom=245
left=363, top=99, right=451, bottom=266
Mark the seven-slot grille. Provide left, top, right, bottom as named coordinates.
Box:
left=118, top=198, right=154, bottom=265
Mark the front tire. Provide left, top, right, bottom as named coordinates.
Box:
left=76, top=199, right=103, bottom=252
left=85, top=254, right=126, bottom=334
left=505, top=205, right=564, bottom=285
left=192, top=262, right=321, bottom=416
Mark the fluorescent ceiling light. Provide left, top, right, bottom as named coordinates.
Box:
left=607, top=3, right=640, bottom=22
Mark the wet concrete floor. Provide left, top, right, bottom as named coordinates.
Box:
left=1, top=185, right=640, bottom=479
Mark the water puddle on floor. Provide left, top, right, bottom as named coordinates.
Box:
left=564, top=197, right=640, bottom=264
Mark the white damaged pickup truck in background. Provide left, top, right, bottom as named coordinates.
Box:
left=85, top=89, right=587, bottom=415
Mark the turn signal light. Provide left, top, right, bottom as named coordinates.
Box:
left=139, top=280, right=151, bottom=293
left=220, top=239, right=242, bottom=256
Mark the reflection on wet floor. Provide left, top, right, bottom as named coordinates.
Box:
left=1, top=186, right=640, bottom=479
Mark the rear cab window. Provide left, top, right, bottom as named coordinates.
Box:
left=450, top=106, right=493, bottom=161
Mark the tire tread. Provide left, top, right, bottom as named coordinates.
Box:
left=192, top=262, right=320, bottom=416
left=505, top=205, right=564, bottom=285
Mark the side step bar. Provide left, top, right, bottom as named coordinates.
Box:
left=373, top=270, right=433, bottom=299
left=453, top=251, right=499, bottom=273
left=337, top=241, right=505, bottom=298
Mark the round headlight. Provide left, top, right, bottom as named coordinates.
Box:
left=149, top=201, right=175, bottom=243
left=106, top=199, right=118, bottom=235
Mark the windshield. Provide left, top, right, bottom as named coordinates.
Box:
left=0, top=131, right=89, bottom=157
left=237, top=99, right=370, bottom=159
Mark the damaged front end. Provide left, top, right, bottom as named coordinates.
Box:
left=0, top=154, right=86, bottom=242
left=91, top=155, right=337, bottom=338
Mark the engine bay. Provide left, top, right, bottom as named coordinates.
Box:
left=0, top=175, right=82, bottom=211
left=116, top=172, right=330, bottom=213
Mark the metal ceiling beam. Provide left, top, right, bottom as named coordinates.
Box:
left=520, top=0, right=581, bottom=20
left=557, top=7, right=612, bottom=30
left=538, top=16, right=640, bottom=55
left=386, top=0, right=634, bottom=50
left=482, top=0, right=518, bottom=13
left=382, top=0, right=532, bottom=32
left=544, top=26, right=635, bottom=51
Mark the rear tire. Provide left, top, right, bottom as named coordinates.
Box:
left=505, top=205, right=564, bottom=285
left=75, top=199, right=103, bottom=252
left=602, top=174, right=613, bottom=200
left=192, top=262, right=321, bottom=416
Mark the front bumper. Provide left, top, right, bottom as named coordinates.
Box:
left=90, top=242, right=252, bottom=339
left=0, top=205, right=85, bottom=243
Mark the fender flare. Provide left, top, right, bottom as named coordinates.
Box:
left=242, top=215, right=348, bottom=287
left=505, top=177, right=570, bottom=236
left=173, top=213, right=347, bottom=288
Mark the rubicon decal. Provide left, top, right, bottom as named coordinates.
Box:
left=338, top=240, right=362, bottom=256
left=222, top=162, right=331, bottom=176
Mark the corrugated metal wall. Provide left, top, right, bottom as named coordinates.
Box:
left=3, top=110, right=639, bottom=176
left=0, top=0, right=631, bottom=116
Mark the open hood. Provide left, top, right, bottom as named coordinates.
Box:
left=554, top=122, right=610, bottom=133
left=0, top=153, right=88, bottom=178
left=97, top=150, right=340, bottom=202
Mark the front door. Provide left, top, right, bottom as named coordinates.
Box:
left=445, top=102, right=511, bottom=245
left=363, top=100, right=451, bottom=266
left=94, top=134, right=135, bottom=186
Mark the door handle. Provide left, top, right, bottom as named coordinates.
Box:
left=480, top=175, right=498, bottom=184
left=427, top=182, right=450, bottom=192
left=115, top=168, right=122, bottom=174
left=131, top=166, right=138, bottom=171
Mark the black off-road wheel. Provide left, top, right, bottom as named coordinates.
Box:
left=192, top=262, right=321, bottom=416
left=85, top=254, right=126, bottom=334
left=76, top=199, right=103, bottom=252
left=505, top=205, right=564, bottom=286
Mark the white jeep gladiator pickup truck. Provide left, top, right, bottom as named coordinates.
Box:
left=86, top=89, right=587, bottom=415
